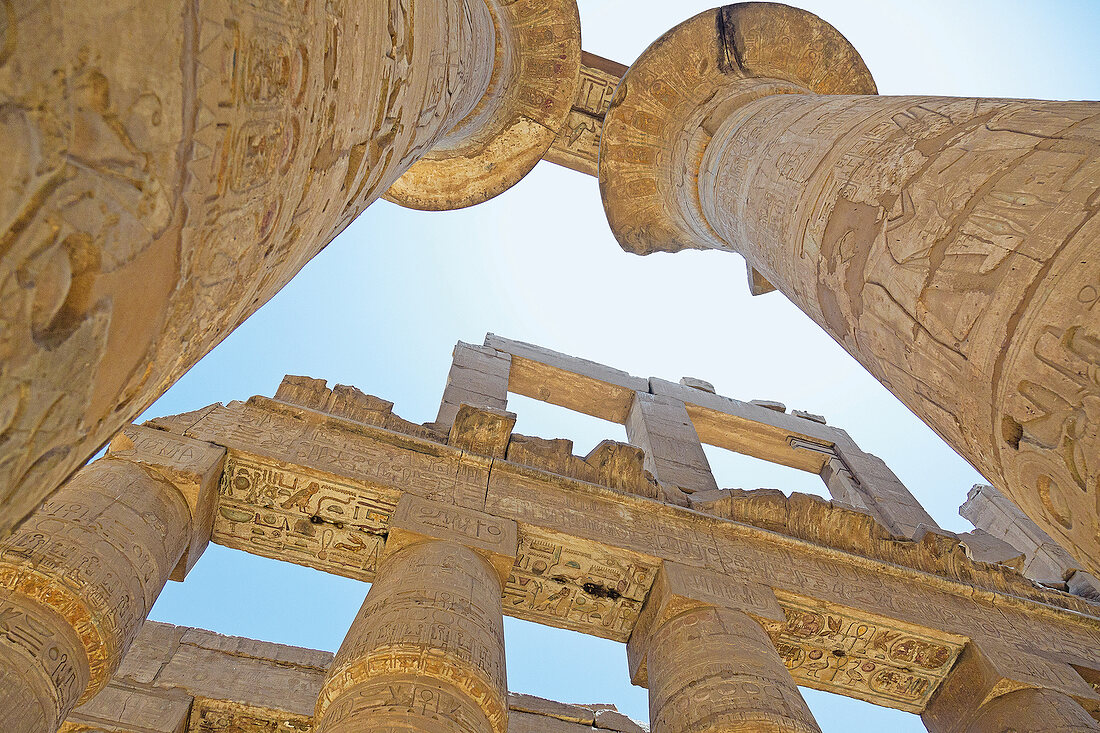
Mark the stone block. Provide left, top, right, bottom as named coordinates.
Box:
left=485, top=334, right=646, bottom=422
left=64, top=683, right=193, bottom=733
left=678, top=376, right=715, bottom=393
left=594, top=709, right=646, bottom=732
left=626, top=391, right=716, bottom=494
left=508, top=693, right=595, bottom=725
left=449, top=404, right=517, bottom=458
left=113, top=622, right=186, bottom=685
left=386, top=493, right=518, bottom=582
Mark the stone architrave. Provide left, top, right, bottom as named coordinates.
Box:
left=0, top=0, right=581, bottom=538
left=627, top=562, right=820, bottom=733
left=0, top=450, right=213, bottom=733
left=598, top=2, right=1100, bottom=574
left=314, top=496, right=518, bottom=733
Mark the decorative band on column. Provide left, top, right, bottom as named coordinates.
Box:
left=385, top=0, right=582, bottom=210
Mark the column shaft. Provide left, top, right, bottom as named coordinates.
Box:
left=316, top=540, right=508, bottom=733
left=0, top=458, right=192, bottom=733
left=697, top=90, right=1100, bottom=571
left=646, top=606, right=820, bottom=733
left=0, top=0, right=496, bottom=535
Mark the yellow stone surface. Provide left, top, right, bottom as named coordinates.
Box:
left=597, top=2, right=1100, bottom=576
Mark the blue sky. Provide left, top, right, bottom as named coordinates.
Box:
left=146, top=2, right=1100, bottom=729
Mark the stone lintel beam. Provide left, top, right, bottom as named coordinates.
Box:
left=0, top=0, right=581, bottom=540
left=106, top=425, right=226, bottom=581
left=599, top=2, right=1100, bottom=574
left=485, top=333, right=648, bottom=423
left=627, top=561, right=817, bottom=733
left=924, top=642, right=1100, bottom=732
left=436, top=342, right=513, bottom=431
left=625, top=391, right=717, bottom=498
left=543, top=52, right=627, bottom=176
left=0, top=457, right=194, bottom=732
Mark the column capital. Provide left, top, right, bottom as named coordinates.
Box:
left=384, top=494, right=518, bottom=585
left=599, top=2, right=875, bottom=257
left=626, top=560, right=783, bottom=686
left=385, top=0, right=582, bottom=210
left=107, top=425, right=226, bottom=581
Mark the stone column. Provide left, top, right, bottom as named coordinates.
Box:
left=0, top=0, right=580, bottom=537
left=315, top=495, right=517, bottom=733
left=923, top=644, right=1100, bottom=733
left=627, top=562, right=819, bottom=733
left=0, top=431, right=222, bottom=733
left=599, top=3, right=1100, bottom=574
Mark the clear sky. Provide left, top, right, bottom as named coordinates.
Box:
left=145, top=1, right=1100, bottom=729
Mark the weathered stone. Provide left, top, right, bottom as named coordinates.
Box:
left=450, top=405, right=517, bottom=460
left=0, top=0, right=581, bottom=540
left=962, top=484, right=1090, bottom=584
left=923, top=643, right=1100, bottom=732
left=62, top=684, right=192, bottom=733
left=436, top=343, right=513, bottom=431
left=316, top=540, right=509, bottom=733
left=107, top=425, right=225, bottom=580
left=626, top=391, right=717, bottom=495
left=599, top=2, right=1100, bottom=575
left=0, top=457, right=192, bottom=731
left=677, top=377, right=715, bottom=394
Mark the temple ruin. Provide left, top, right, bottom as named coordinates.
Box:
left=0, top=335, right=1097, bottom=731
left=2, top=1, right=1100, bottom=731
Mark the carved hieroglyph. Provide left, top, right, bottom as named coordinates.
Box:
left=0, top=0, right=580, bottom=538
left=761, top=595, right=963, bottom=713
left=598, top=2, right=1100, bottom=575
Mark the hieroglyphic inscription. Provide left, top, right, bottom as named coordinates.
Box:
left=695, top=90, right=1100, bottom=572
left=0, top=0, right=509, bottom=538
left=187, top=402, right=488, bottom=509
left=504, top=526, right=656, bottom=641
left=761, top=596, right=962, bottom=712
left=544, top=54, right=623, bottom=176
left=213, top=453, right=394, bottom=580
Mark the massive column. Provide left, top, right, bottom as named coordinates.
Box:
left=627, top=562, right=819, bottom=733
left=0, top=427, right=223, bottom=733
left=0, top=0, right=580, bottom=537
left=923, top=644, right=1100, bottom=733
left=599, top=2, right=1100, bottom=574
left=314, top=495, right=517, bottom=733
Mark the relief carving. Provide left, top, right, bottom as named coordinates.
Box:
left=761, top=598, right=963, bottom=712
